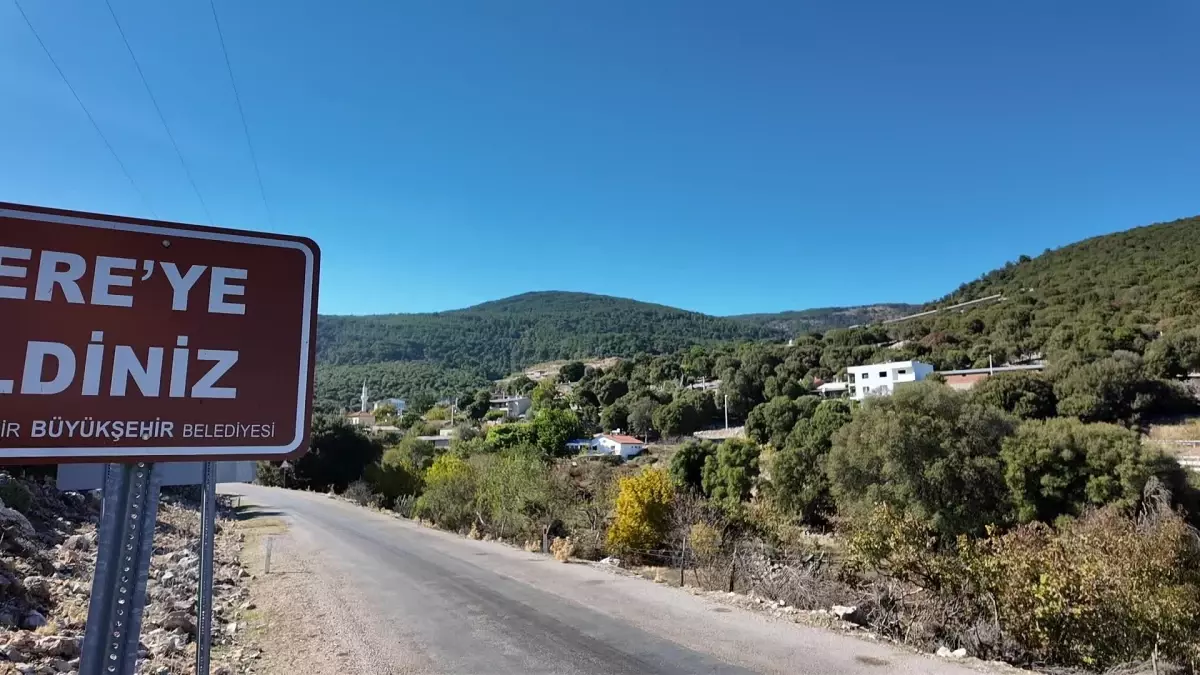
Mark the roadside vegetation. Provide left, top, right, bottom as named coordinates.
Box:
left=277, top=216, right=1200, bottom=672
left=262, top=369, right=1200, bottom=673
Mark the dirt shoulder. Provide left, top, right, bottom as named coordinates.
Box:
left=232, top=501, right=383, bottom=675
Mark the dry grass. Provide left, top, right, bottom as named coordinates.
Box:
left=550, top=537, right=576, bottom=562
left=1147, top=418, right=1200, bottom=443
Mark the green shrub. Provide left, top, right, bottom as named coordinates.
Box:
left=364, top=447, right=424, bottom=507
left=843, top=503, right=972, bottom=594
left=1000, top=418, right=1155, bottom=523
left=1053, top=354, right=1194, bottom=425
left=0, top=473, right=33, bottom=513
left=668, top=440, right=714, bottom=491
left=413, top=455, right=478, bottom=531
left=969, top=371, right=1056, bottom=420
left=966, top=505, right=1200, bottom=669
left=254, top=462, right=285, bottom=487
left=828, top=382, right=1015, bottom=538
left=768, top=399, right=852, bottom=523
left=701, top=438, right=760, bottom=511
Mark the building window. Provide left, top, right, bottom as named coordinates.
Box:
left=861, top=372, right=869, bottom=379
left=849, top=386, right=857, bottom=396
left=879, top=371, right=887, bottom=378
left=848, top=373, right=856, bottom=382
left=898, top=369, right=907, bottom=375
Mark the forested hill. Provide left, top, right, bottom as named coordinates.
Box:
left=318, top=292, right=776, bottom=377
left=731, top=304, right=919, bottom=334
left=315, top=215, right=1200, bottom=409
left=888, top=215, right=1200, bottom=370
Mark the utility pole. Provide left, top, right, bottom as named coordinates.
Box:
left=724, top=395, right=729, bottom=430
left=989, top=354, right=995, bottom=376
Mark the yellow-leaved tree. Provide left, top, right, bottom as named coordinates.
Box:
left=606, top=467, right=674, bottom=556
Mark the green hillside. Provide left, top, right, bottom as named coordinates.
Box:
left=318, top=291, right=778, bottom=377
left=315, top=361, right=489, bottom=414
left=315, top=215, right=1200, bottom=410
left=731, top=304, right=919, bottom=334
left=888, top=215, right=1200, bottom=370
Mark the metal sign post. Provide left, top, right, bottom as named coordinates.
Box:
left=80, top=463, right=164, bottom=675
left=195, top=462, right=217, bottom=675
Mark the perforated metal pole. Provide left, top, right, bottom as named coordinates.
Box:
left=81, top=463, right=163, bottom=675
left=195, top=461, right=217, bottom=675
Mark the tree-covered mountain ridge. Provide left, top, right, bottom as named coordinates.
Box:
left=893, top=214, right=1200, bottom=370
left=317, top=291, right=916, bottom=375
left=316, top=213, right=1200, bottom=409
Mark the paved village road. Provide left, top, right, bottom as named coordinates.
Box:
left=222, top=484, right=1008, bottom=675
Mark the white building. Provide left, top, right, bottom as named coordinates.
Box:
left=845, top=360, right=934, bottom=401
left=566, top=434, right=646, bottom=460
left=490, top=395, right=533, bottom=418
left=373, top=398, right=407, bottom=414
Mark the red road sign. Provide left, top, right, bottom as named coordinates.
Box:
left=0, top=202, right=319, bottom=464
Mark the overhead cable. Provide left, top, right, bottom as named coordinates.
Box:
left=103, top=0, right=214, bottom=224
left=207, top=0, right=274, bottom=227
left=12, top=0, right=157, bottom=217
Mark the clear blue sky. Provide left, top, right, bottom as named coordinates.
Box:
left=3, top=1, right=1198, bottom=316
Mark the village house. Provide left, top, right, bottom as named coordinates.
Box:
left=490, top=395, right=533, bottom=419
left=565, top=433, right=646, bottom=459
left=845, top=360, right=935, bottom=400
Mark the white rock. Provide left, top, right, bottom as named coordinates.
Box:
left=952, top=648, right=967, bottom=658
left=23, top=576, right=52, bottom=598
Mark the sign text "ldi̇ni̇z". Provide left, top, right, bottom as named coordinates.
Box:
left=0, top=250, right=246, bottom=399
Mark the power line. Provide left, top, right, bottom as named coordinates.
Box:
left=102, top=0, right=213, bottom=224
left=207, top=0, right=273, bottom=226
left=12, top=0, right=157, bottom=217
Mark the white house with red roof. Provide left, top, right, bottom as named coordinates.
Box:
left=566, top=433, right=646, bottom=459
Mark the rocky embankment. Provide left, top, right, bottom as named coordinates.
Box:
left=0, top=473, right=261, bottom=674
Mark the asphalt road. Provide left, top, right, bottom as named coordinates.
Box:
left=222, top=484, right=1000, bottom=675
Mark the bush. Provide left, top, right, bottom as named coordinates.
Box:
left=746, top=396, right=818, bottom=447
left=255, top=462, right=286, bottom=488
left=413, top=455, right=478, bottom=531
left=606, top=468, right=674, bottom=556
left=1000, top=418, right=1156, bottom=523
left=1053, top=354, right=1193, bottom=425
left=364, top=447, right=424, bottom=507
left=668, top=440, right=714, bottom=491
left=343, top=480, right=378, bottom=507
left=393, top=494, right=416, bottom=518
left=0, top=473, right=33, bottom=513
left=550, top=536, right=576, bottom=562
left=768, top=399, right=852, bottom=523
left=474, top=452, right=556, bottom=541
left=966, top=504, right=1200, bottom=670
left=701, top=438, right=761, bottom=511
left=843, top=503, right=972, bottom=593
left=530, top=408, right=582, bottom=457
left=293, top=415, right=382, bottom=492
left=828, top=382, right=1015, bottom=538
left=969, top=371, right=1056, bottom=420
